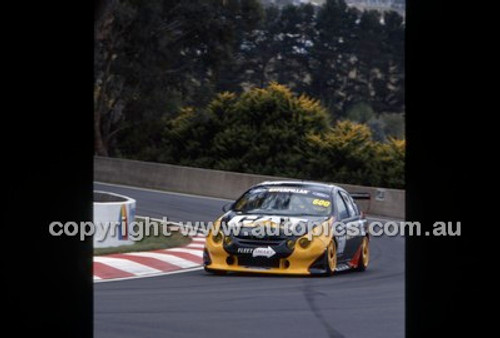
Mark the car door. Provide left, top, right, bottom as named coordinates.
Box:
left=333, top=190, right=351, bottom=259
left=339, top=191, right=365, bottom=259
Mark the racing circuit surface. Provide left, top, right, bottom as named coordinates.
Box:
left=94, top=182, right=404, bottom=338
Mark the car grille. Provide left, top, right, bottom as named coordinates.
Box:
left=237, top=256, right=280, bottom=268
left=234, top=233, right=287, bottom=242
left=237, top=238, right=283, bottom=246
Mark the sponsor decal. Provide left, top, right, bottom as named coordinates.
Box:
left=118, top=204, right=128, bottom=240
left=252, top=246, right=276, bottom=258
left=129, top=205, right=136, bottom=223
left=247, top=266, right=271, bottom=270
left=335, top=263, right=351, bottom=272
left=268, top=187, right=309, bottom=194
left=228, top=215, right=307, bottom=228
left=312, top=191, right=330, bottom=198
left=375, top=189, right=385, bottom=201
left=228, top=215, right=274, bottom=228
left=237, top=248, right=254, bottom=254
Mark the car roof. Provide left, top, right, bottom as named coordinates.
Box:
left=255, top=180, right=342, bottom=191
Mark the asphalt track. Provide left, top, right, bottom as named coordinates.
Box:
left=94, top=182, right=404, bottom=338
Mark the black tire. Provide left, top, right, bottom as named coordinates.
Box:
left=324, top=240, right=337, bottom=276
left=355, top=236, right=369, bottom=272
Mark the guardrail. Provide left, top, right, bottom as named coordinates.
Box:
left=94, top=156, right=405, bottom=219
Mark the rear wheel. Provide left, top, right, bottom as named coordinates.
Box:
left=324, top=240, right=337, bottom=276
left=355, top=236, right=370, bottom=271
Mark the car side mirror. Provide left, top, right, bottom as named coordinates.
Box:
left=222, top=202, right=233, bottom=212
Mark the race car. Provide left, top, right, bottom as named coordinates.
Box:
left=203, top=181, right=370, bottom=276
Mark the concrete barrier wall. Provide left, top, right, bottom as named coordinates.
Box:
left=94, top=157, right=405, bottom=219
left=94, top=190, right=136, bottom=248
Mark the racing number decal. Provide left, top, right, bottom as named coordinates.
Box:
left=312, top=199, right=331, bottom=207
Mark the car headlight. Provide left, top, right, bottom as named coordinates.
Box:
left=223, top=236, right=232, bottom=245
left=286, top=239, right=295, bottom=250
left=212, top=231, right=223, bottom=243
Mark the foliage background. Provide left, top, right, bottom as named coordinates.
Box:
left=94, top=0, right=405, bottom=188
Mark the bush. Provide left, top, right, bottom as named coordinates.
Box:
left=160, top=83, right=405, bottom=188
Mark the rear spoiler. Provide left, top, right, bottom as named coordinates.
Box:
left=350, top=192, right=371, bottom=200
left=350, top=192, right=371, bottom=216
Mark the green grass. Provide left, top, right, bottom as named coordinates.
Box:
left=94, top=217, right=192, bottom=256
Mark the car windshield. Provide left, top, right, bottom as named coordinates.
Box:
left=233, top=186, right=332, bottom=216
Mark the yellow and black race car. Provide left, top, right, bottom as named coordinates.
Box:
left=203, top=181, right=370, bottom=276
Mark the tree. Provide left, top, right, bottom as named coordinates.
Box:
left=160, top=83, right=405, bottom=188
left=95, top=0, right=265, bottom=157
left=303, top=120, right=377, bottom=185
left=94, top=0, right=137, bottom=156
left=308, top=0, right=360, bottom=118
left=373, top=137, right=405, bottom=188
left=95, top=0, right=406, bottom=189
left=161, top=83, right=330, bottom=175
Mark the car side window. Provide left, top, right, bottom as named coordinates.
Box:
left=345, top=193, right=360, bottom=216
left=340, top=191, right=357, bottom=217
left=350, top=196, right=361, bottom=216
left=351, top=198, right=360, bottom=215
left=336, top=192, right=350, bottom=219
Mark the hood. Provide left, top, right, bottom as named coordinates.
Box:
left=220, top=211, right=330, bottom=239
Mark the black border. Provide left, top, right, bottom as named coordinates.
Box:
left=406, top=0, right=477, bottom=336
left=9, top=2, right=94, bottom=337
left=8, top=0, right=483, bottom=336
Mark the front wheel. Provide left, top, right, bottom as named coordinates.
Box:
left=324, top=240, right=337, bottom=276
